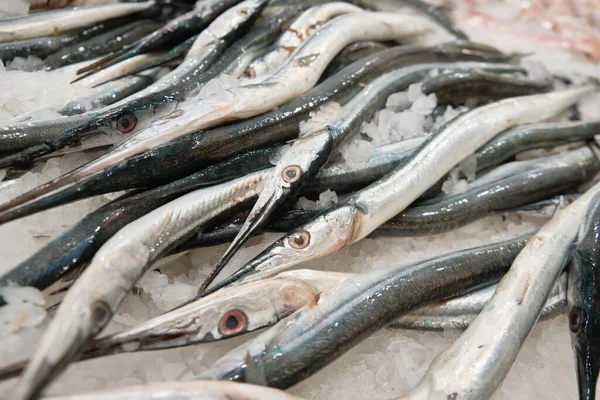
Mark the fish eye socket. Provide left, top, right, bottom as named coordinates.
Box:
left=243, top=67, right=256, bottom=79
left=218, top=309, right=248, bottom=337
left=288, top=231, right=310, bottom=249
left=116, top=113, right=137, bottom=134
left=569, top=307, right=583, bottom=333
left=282, top=165, right=302, bottom=183
left=91, top=300, right=111, bottom=326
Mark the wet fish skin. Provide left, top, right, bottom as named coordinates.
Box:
left=476, top=120, right=600, bottom=171
left=77, top=0, right=247, bottom=76
left=374, top=146, right=600, bottom=237
left=352, top=0, right=468, bottom=39
left=321, top=40, right=391, bottom=78
left=0, top=1, right=157, bottom=43
left=11, top=168, right=271, bottom=400
left=421, top=69, right=553, bottom=106
left=0, top=147, right=277, bottom=301
left=44, top=20, right=162, bottom=69
left=568, top=191, right=600, bottom=400
left=0, top=42, right=509, bottom=211
left=391, top=272, right=567, bottom=331
left=0, top=16, right=138, bottom=62
left=205, top=86, right=595, bottom=296
left=400, top=181, right=600, bottom=400
left=0, top=114, right=115, bottom=153
left=212, top=62, right=525, bottom=285
left=58, top=70, right=158, bottom=116
left=198, top=235, right=530, bottom=389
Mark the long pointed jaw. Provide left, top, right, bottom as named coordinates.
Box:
left=201, top=185, right=287, bottom=293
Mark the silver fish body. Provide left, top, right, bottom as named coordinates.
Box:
left=399, top=180, right=600, bottom=400
left=0, top=1, right=156, bottom=43
left=11, top=170, right=270, bottom=400
left=208, top=85, right=595, bottom=293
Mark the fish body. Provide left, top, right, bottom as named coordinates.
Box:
left=213, top=61, right=524, bottom=283
left=44, top=20, right=162, bottom=69
left=568, top=190, right=600, bottom=399
left=207, top=85, right=595, bottom=294
left=393, top=273, right=567, bottom=331
left=241, top=2, right=363, bottom=81
left=199, top=235, right=530, bottom=388
left=421, top=69, right=552, bottom=106
left=375, top=146, right=600, bottom=236
left=399, top=181, right=600, bottom=400
left=0, top=148, right=276, bottom=297
left=0, top=1, right=156, bottom=43
left=11, top=169, right=271, bottom=400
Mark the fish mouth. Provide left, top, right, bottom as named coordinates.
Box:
left=200, top=185, right=287, bottom=293
left=200, top=251, right=278, bottom=298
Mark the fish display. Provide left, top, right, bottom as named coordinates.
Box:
left=0, top=2, right=598, bottom=400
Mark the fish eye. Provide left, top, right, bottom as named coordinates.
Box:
left=282, top=165, right=302, bottom=183
left=288, top=231, right=310, bottom=249
left=569, top=306, right=583, bottom=333
left=91, top=300, right=111, bottom=327
left=243, top=67, right=256, bottom=79
left=218, top=309, right=248, bottom=337
left=116, top=113, right=137, bottom=134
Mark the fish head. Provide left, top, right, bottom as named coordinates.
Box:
left=11, top=289, right=116, bottom=399
left=92, top=277, right=316, bottom=354
left=568, top=252, right=600, bottom=400
left=55, top=97, right=173, bottom=148
left=239, top=204, right=362, bottom=281
left=212, top=133, right=334, bottom=273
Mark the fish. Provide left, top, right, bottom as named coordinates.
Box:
left=397, top=180, right=600, bottom=400
left=240, top=2, right=363, bottom=82
left=75, top=0, right=247, bottom=76
left=0, top=42, right=510, bottom=219
left=0, top=11, right=459, bottom=214
left=11, top=169, right=271, bottom=400
left=42, top=381, right=304, bottom=400
left=420, top=69, right=553, bottom=106
left=0, top=147, right=277, bottom=300
left=352, top=0, right=468, bottom=39
left=203, top=85, right=595, bottom=296
left=321, top=40, right=391, bottom=78
left=568, top=187, right=600, bottom=399
left=198, top=235, right=530, bottom=388
left=44, top=20, right=162, bottom=70
left=0, top=1, right=157, bottom=43
left=0, top=15, right=137, bottom=63
left=76, top=34, right=198, bottom=87
left=0, top=139, right=417, bottom=299
left=210, top=62, right=526, bottom=287
left=372, top=146, right=600, bottom=237
left=476, top=120, right=600, bottom=171
left=57, top=69, right=158, bottom=116
left=392, top=272, right=567, bottom=331
left=0, top=0, right=268, bottom=158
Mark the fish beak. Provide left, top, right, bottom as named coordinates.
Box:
left=11, top=320, right=92, bottom=400
left=200, top=251, right=277, bottom=298
left=200, top=183, right=287, bottom=293
left=574, top=345, right=600, bottom=400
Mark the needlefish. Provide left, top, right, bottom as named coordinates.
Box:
left=0, top=42, right=511, bottom=221
left=209, top=62, right=528, bottom=285
left=202, top=85, right=595, bottom=296
left=568, top=184, right=600, bottom=400
left=11, top=170, right=272, bottom=400
left=397, top=174, right=600, bottom=400
left=0, top=11, right=456, bottom=214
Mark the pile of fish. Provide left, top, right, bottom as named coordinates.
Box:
left=0, top=0, right=599, bottom=399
